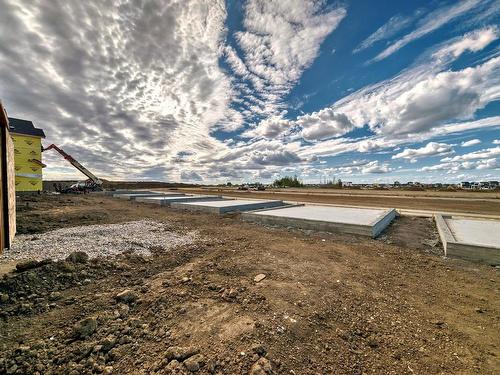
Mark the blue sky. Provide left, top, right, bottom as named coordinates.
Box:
left=0, top=0, right=499, bottom=183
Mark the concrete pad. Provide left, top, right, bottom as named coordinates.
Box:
left=242, top=205, right=397, bottom=238
left=104, top=190, right=152, bottom=196
left=113, top=192, right=185, bottom=200
left=135, top=195, right=225, bottom=205
left=435, top=214, right=500, bottom=265
left=171, top=199, right=285, bottom=214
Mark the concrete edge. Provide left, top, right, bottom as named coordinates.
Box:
left=128, top=193, right=185, bottom=201
left=241, top=211, right=373, bottom=237
left=434, top=214, right=456, bottom=256
left=217, top=200, right=285, bottom=214
left=434, top=215, right=500, bottom=265
left=371, top=208, right=398, bottom=238
left=242, top=203, right=305, bottom=213
left=445, top=242, right=500, bottom=265
left=170, top=200, right=285, bottom=214
left=170, top=202, right=220, bottom=214
left=160, top=195, right=225, bottom=206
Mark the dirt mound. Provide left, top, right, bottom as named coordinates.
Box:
left=0, top=252, right=117, bottom=318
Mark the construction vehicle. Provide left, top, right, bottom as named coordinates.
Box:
left=42, top=144, right=103, bottom=193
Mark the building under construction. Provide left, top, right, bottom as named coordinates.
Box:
left=8, top=117, right=45, bottom=192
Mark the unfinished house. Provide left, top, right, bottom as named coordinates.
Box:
left=8, top=117, right=46, bottom=192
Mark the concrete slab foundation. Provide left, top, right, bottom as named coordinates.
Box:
left=104, top=190, right=152, bottom=196
left=171, top=199, right=285, bottom=214
left=435, top=214, right=500, bottom=265
left=113, top=192, right=185, bottom=200
left=135, top=195, right=225, bottom=205
left=242, top=205, right=397, bottom=238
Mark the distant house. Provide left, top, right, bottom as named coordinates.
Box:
left=8, top=117, right=46, bottom=192
left=458, top=181, right=470, bottom=189
left=342, top=181, right=353, bottom=187
left=479, top=181, right=490, bottom=190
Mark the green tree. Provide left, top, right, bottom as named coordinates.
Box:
left=273, top=175, right=304, bottom=188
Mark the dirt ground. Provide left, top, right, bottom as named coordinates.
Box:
left=0, top=194, right=499, bottom=374
left=177, top=188, right=500, bottom=216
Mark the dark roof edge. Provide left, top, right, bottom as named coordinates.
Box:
left=7, top=117, right=46, bottom=138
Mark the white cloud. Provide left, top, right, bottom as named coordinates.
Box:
left=373, top=0, right=483, bottom=61
left=361, top=161, right=393, bottom=174
left=319, top=160, right=392, bottom=175
left=421, top=158, right=498, bottom=172
left=297, top=110, right=352, bottom=141
left=0, top=0, right=233, bottom=181
left=242, top=116, right=292, bottom=138
left=441, top=147, right=500, bottom=162
left=228, top=0, right=346, bottom=123
left=392, top=142, right=454, bottom=160
left=354, top=13, right=418, bottom=53
left=461, top=139, right=481, bottom=147
left=293, top=27, right=500, bottom=150
left=297, top=117, right=500, bottom=161
left=349, top=57, right=499, bottom=136
left=432, top=26, right=498, bottom=61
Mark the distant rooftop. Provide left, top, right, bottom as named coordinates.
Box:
left=8, top=117, right=45, bottom=138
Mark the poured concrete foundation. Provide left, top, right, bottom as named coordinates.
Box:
left=171, top=199, right=285, bottom=214
left=242, top=205, right=397, bottom=238
left=135, top=195, right=225, bottom=205
left=435, top=214, right=500, bottom=265
left=104, top=190, right=152, bottom=196
left=113, top=192, right=185, bottom=200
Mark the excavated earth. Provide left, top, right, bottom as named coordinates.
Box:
left=0, top=194, right=498, bottom=374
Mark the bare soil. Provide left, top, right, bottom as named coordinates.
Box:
left=0, top=194, right=498, bottom=374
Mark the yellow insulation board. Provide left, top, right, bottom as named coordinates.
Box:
left=11, top=133, right=43, bottom=192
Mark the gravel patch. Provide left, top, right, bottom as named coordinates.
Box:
left=1, top=220, right=199, bottom=262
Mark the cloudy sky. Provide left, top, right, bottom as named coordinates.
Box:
left=0, top=0, right=499, bottom=184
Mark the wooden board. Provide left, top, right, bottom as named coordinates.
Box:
left=0, top=101, right=16, bottom=251
left=6, top=129, right=16, bottom=245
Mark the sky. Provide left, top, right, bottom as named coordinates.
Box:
left=0, top=0, right=499, bottom=184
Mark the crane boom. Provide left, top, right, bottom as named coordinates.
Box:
left=42, top=144, right=102, bottom=185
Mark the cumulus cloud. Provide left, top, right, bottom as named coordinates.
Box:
left=293, top=28, right=500, bottom=147
left=250, top=149, right=303, bottom=166
left=461, top=139, right=481, bottom=147
left=421, top=158, right=498, bottom=172
left=441, top=147, right=500, bottom=162
left=360, top=161, right=393, bottom=174
left=242, top=116, right=292, bottom=138
left=313, top=160, right=392, bottom=175
left=392, top=142, right=454, bottom=160
left=297, top=110, right=353, bottom=141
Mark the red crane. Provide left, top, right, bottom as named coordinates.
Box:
left=42, top=144, right=103, bottom=191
